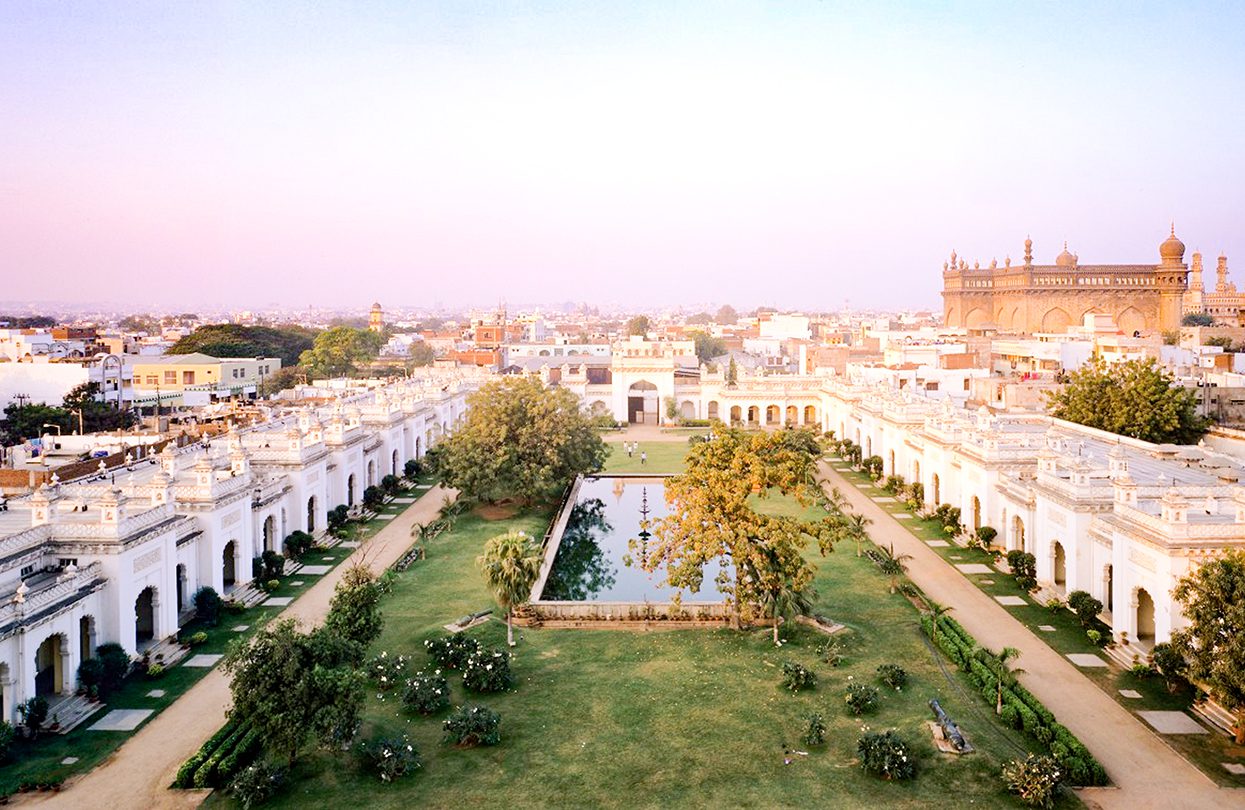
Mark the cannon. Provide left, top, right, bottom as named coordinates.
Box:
left=454, top=609, right=493, bottom=627
left=929, top=698, right=973, bottom=753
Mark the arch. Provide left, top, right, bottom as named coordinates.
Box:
left=1012, top=514, right=1026, bottom=552
left=347, top=474, right=356, bottom=507
left=1040, top=307, right=1073, bottom=332
left=679, top=400, right=695, bottom=420
left=964, top=307, right=989, bottom=328
left=1117, top=306, right=1147, bottom=334
left=912, top=459, right=921, bottom=486
left=747, top=405, right=760, bottom=425
left=707, top=401, right=720, bottom=421
left=786, top=405, right=798, bottom=425
left=888, top=449, right=896, bottom=476
left=627, top=381, right=659, bottom=425
left=34, top=634, right=66, bottom=697
left=79, top=615, right=96, bottom=664
left=730, top=405, right=742, bottom=425
left=307, top=496, right=317, bottom=533
left=366, top=460, right=377, bottom=487
left=392, top=449, right=400, bottom=476
left=1136, top=588, right=1156, bottom=643
left=946, top=307, right=958, bottom=326
left=971, top=496, right=981, bottom=531
left=262, top=515, right=276, bottom=552
left=803, top=405, right=816, bottom=425
left=175, top=564, right=188, bottom=613
left=415, top=436, right=422, bottom=458
left=1053, top=541, right=1066, bottom=589
left=766, top=404, right=780, bottom=425
left=589, top=400, right=609, bottom=416
left=1104, top=564, right=1114, bottom=612
left=932, top=473, right=941, bottom=504
left=223, top=541, right=237, bottom=590
left=135, top=586, right=156, bottom=647
left=865, top=436, right=872, bottom=458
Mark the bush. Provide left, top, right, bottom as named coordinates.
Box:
left=443, top=704, right=501, bottom=747
left=327, top=504, right=350, bottom=532
left=368, top=651, right=411, bottom=693
left=802, top=712, right=826, bottom=746
left=363, top=485, right=384, bottom=509
left=194, top=721, right=253, bottom=788
left=780, top=662, right=817, bottom=693
left=1002, top=754, right=1063, bottom=808
left=18, top=697, right=49, bottom=735
left=1150, top=642, right=1188, bottom=690
left=404, top=459, right=421, bottom=478
left=876, top=663, right=908, bottom=691
left=403, top=670, right=451, bottom=715
left=176, top=720, right=239, bottom=788
left=190, top=631, right=209, bottom=646
left=1000, top=704, right=1020, bottom=730
left=147, top=664, right=166, bottom=679
left=0, top=720, right=14, bottom=761
left=1006, top=550, right=1038, bottom=591
left=381, top=474, right=401, bottom=495
left=845, top=681, right=879, bottom=715
left=1128, top=662, right=1155, bottom=679
left=261, top=550, right=285, bottom=580
left=217, top=728, right=263, bottom=786
left=193, top=586, right=223, bottom=626
left=425, top=633, right=482, bottom=669
left=857, top=730, right=915, bottom=780
left=284, top=530, right=315, bottom=558
left=975, top=525, right=998, bottom=547
left=229, top=761, right=286, bottom=809
left=462, top=648, right=514, bottom=693
left=77, top=657, right=106, bottom=691
left=816, top=639, right=845, bottom=667
left=1066, top=590, right=1104, bottom=626
left=358, top=734, right=420, bottom=782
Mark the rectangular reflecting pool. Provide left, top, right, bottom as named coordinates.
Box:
left=537, top=475, right=729, bottom=605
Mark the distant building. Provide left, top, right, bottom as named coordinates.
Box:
left=369, top=302, right=384, bottom=334
left=130, top=354, right=281, bottom=406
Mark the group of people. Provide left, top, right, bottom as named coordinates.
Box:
left=622, top=441, right=647, bottom=465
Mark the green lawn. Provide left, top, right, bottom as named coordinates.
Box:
left=0, top=488, right=424, bottom=796
left=601, top=441, right=690, bottom=474
left=829, top=460, right=1245, bottom=787
left=219, top=491, right=1076, bottom=809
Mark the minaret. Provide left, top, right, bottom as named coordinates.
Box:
left=369, top=302, right=384, bottom=334
left=1156, top=224, right=1189, bottom=331
left=1190, top=252, right=1204, bottom=292
left=1217, top=253, right=1231, bottom=292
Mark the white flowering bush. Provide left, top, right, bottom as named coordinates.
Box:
left=780, top=662, right=816, bottom=693
left=368, top=651, right=411, bottom=693
left=1002, top=754, right=1063, bottom=807
left=425, top=633, right=482, bottom=669
left=443, top=704, right=502, bottom=747
left=358, top=734, right=421, bottom=782
left=845, top=681, right=879, bottom=715
left=857, top=730, right=915, bottom=780
left=229, top=761, right=287, bottom=808
left=462, top=648, right=514, bottom=693
left=403, top=670, right=450, bottom=715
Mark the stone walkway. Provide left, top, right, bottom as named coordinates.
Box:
left=24, top=485, right=457, bottom=810
left=818, top=462, right=1244, bottom=810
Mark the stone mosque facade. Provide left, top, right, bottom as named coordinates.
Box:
left=942, top=228, right=1192, bottom=334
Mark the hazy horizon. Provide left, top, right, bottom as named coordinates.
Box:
left=3, top=1, right=1243, bottom=309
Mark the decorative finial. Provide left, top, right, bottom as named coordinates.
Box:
left=1171, top=222, right=1176, bottom=236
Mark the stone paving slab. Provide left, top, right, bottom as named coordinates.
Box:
left=321, top=556, right=335, bottom=561
left=231, top=625, right=249, bottom=632
left=340, top=541, right=360, bottom=548
left=298, top=565, right=332, bottom=575
left=979, top=579, right=994, bottom=584
left=1066, top=653, right=1109, bottom=668
left=89, top=709, right=153, bottom=732
left=376, top=514, right=396, bottom=520
left=955, top=563, right=994, bottom=574
left=994, top=595, right=1028, bottom=606
left=872, top=496, right=897, bottom=502
left=145, top=690, right=166, bottom=698
left=183, top=654, right=223, bottom=668
left=1224, top=763, right=1245, bottom=775
left=264, top=596, right=294, bottom=606
left=926, top=540, right=950, bottom=547
left=894, top=514, right=913, bottom=520
left=414, top=484, right=432, bottom=490
left=61, top=757, right=79, bottom=765
left=291, top=580, right=304, bottom=586
left=1038, top=625, right=1056, bottom=632
left=1119, top=689, right=1143, bottom=699
left=1137, top=711, right=1208, bottom=734
left=393, top=497, right=416, bottom=503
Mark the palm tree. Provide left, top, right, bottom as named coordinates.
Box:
left=760, top=580, right=816, bottom=646
left=477, top=530, right=543, bottom=647
left=847, top=513, right=872, bottom=557
left=925, top=600, right=955, bottom=648
left=825, top=486, right=848, bottom=514
left=876, top=543, right=912, bottom=594
left=979, top=646, right=1024, bottom=715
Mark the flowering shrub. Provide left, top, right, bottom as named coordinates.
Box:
left=402, top=670, right=450, bottom=715
left=462, top=648, right=514, bottom=693
left=1002, top=754, right=1063, bottom=807
left=845, top=681, right=879, bottom=715
left=857, top=730, right=915, bottom=780
left=358, top=734, right=421, bottom=783
left=876, top=663, right=908, bottom=690
left=228, top=761, right=286, bottom=809
left=443, top=704, right=502, bottom=747
left=369, top=651, right=411, bottom=693
left=816, top=639, right=845, bottom=667
left=802, top=712, right=826, bottom=747
left=425, top=633, right=482, bottom=669
left=780, top=662, right=816, bottom=693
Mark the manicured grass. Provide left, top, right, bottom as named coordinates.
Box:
left=601, top=441, right=690, bottom=474
left=830, top=460, right=1245, bottom=787
left=222, top=493, right=1077, bottom=809
left=0, top=488, right=425, bottom=796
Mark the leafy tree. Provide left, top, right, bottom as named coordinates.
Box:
left=407, top=342, right=436, bottom=367
left=1045, top=356, right=1209, bottom=444
left=61, top=382, right=137, bottom=433
left=1066, top=590, right=1103, bottom=627
left=225, top=619, right=366, bottom=766
left=688, top=330, right=727, bottom=364
left=118, top=314, right=158, bottom=332
left=625, top=315, right=651, bottom=336
left=715, top=304, right=738, bottom=324
left=726, top=356, right=738, bottom=386
left=0, top=314, right=56, bottom=328
left=1172, top=550, right=1245, bottom=742
left=648, top=425, right=837, bottom=623
left=298, top=327, right=383, bottom=379
left=1182, top=312, right=1214, bottom=327
left=438, top=377, right=607, bottom=504
left=167, top=324, right=317, bottom=367
left=478, top=530, right=543, bottom=646
left=1, top=401, right=72, bottom=442
left=323, top=565, right=384, bottom=650
left=686, top=311, right=713, bottom=325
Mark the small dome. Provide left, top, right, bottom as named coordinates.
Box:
left=371, top=302, right=382, bottom=310
left=1159, top=225, right=1185, bottom=262
left=1055, top=241, right=1076, bottom=267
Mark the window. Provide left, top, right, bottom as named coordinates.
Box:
left=164, top=370, right=177, bottom=384
left=59, top=558, right=78, bottom=568
left=20, top=564, right=33, bottom=578
left=183, top=370, right=195, bottom=384
left=146, top=375, right=158, bottom=385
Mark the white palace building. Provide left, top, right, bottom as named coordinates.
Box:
left=0, top=372, right=475, bottom=725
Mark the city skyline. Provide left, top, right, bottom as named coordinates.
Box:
left=2, top=1, right=1243, bottom=309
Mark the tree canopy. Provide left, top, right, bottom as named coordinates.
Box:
left=323, top=565, right=384, bottom=648
left=1182, top=313, right=1214, bottom=327
left=478, top=530, right=543, bottom=645
left=648, top=425, right=834, bottom=621
left=298, top=327, right=383, bottom=379
left=715, top=305, right=738, bottom=324
left=1172, top=550, right=1245, bottom=743
left=168, top=323, right=318, bottom=368
left=0, top=382, right=134, bottom=443
left=688, top=330, right=727, bottom=363
left=1045, top=356, right=1209, bottom=444
left=626, top=315, right=651, bottom=336
left=685, top=312, right=713, bottom=325
left=438, top=376, right=607, bottom=504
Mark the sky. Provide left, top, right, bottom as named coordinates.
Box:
left=2, top=1, right=1244, bottom=312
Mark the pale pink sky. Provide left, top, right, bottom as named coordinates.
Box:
left=2, top=2, right=1243, bottom=310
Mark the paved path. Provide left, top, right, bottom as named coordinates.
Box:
left=819, top=462, right=1244, bottom=810
left=26, top=486, right=457, bottom=810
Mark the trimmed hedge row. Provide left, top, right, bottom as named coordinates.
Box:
left=175, top=718, right=263, bottom=790
left=174, top=720, right=239, bottom=788
left=920, top=614, right=1109, bottom=786
left=193, top=720, right=254, bottom=788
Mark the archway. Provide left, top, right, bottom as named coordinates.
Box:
left=729, top=405, right=742, bottom=425
left=627, top=381, right=659, bottom=425
left=367, top=460, right=377, bottom=487
left=747, top=405, right=760, bottom=425
left=1117, top=306, right=1146, bottom=334
left=35, top=635, right=65, bottom=697
left=786, top=405, right=798, bottom=425
left=222, top=541, right=237, bottom=590
left=766, top=405, right=780, bottom=425
left=804, top=405, right=816, bottom=425
left=964, top=307, right=988, bottom=327
left=1012, top=515, right=1025, bottom=551
left=347, top=474, right=356, bottom=507
left=79, top=616, right=96, bottom=663
left=972, top=496, right=981, bottom=531
left=1040, top=307, right=1073, bottom=332
left=932, top=473, right=941, bottom=504
left=1053, top=542, right=1066, bottom=589
left=590, top=400, right=609, bottom=416
left=176, top=564, right=188, bottom=613
left=865, top=436, right=872, bottom=458
left=135, top=587, right=156, bottom=647
left=1105, top=564, right=1114, bottom=612
left=415, top=437, right=422, bottom=458
left=263, top=515, right=276, bottom=552
left=680, top=401, right=696, bottom=420
left=707, top=401, right=720, bottom=421
left=1136, top=588, right=1156, bottom=643
left=912, top=459, right=921, bottom=486
left=392, top=449, right=399, bottom=476
left=888, top=449, right=895, bottom=476
left=307, top=496, right=317, bottom=533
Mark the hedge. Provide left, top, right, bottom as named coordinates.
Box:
left=215, top=727, right=263, bottom=787
left=193, top=720, right=253, bottom=788
left=922, top=613, right=1108, bottom=786
left=175, top=720, right=239, bottom=788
